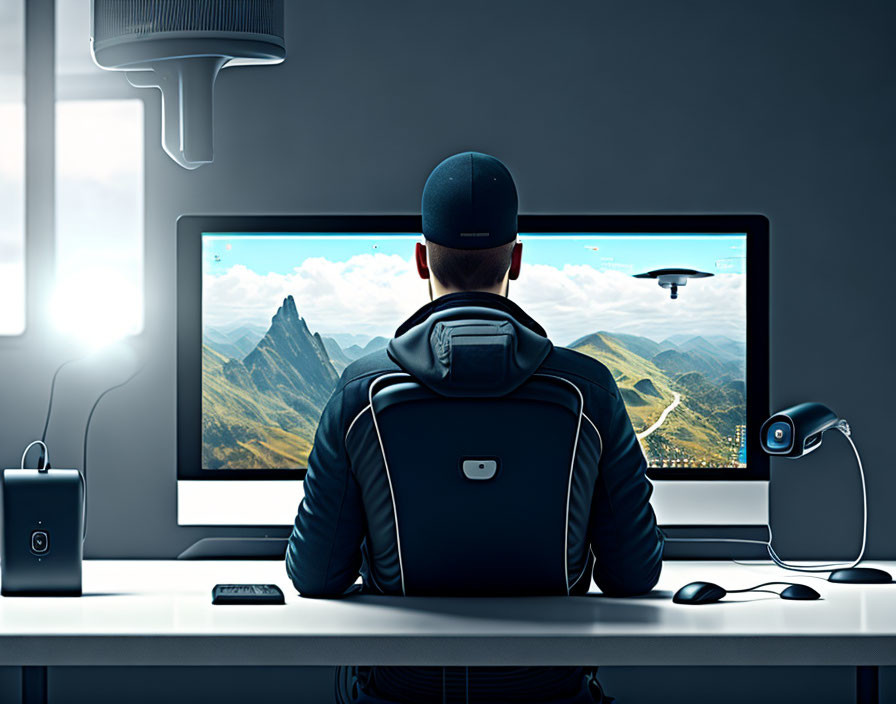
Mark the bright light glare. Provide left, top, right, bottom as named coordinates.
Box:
left=51, top=270, right=140, bottom=348
left=56, top=99, right=144, bottom=341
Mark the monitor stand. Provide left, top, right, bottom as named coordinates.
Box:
left=178, top=537, right=288, bottom=560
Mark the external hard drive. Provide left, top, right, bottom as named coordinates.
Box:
left=1, top=468, right=84, bottom=596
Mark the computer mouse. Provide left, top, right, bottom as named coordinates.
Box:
left=780, top=584, right=821, bottom=600
left=828, top=567, right=892, bottom=584
left=673, top=581, right=728, bottom=605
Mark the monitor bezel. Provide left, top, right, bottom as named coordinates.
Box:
left=177, top=214, right=769, bottom=482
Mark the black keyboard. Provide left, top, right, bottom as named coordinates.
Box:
left=211, top=583, right=285, bottom=605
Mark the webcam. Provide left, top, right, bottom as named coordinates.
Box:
left=760, top=402, right=841, bottom=458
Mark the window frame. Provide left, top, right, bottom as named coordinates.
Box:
left=0, top=0, right=27, bottom=337
left=0, top=0, right=149, bottom=346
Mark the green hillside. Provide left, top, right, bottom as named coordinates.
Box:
left=568, top=332, right=746, bottom=468
left=202, top=345, right=316, bottom=469
left=570, top=332, right=673, bottom=433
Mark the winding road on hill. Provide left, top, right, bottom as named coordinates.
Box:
left=636, top=392, right=682, bottom=441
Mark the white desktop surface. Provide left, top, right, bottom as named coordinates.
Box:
left=0, top=560, right=893, bottom=667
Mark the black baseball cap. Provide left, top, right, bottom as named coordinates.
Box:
left=421, top=152, right=518, bottom=250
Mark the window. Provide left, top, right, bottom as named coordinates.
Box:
left=0, top=0, right=25, bottom=335
left=54, top=0, right=145, bottom=345
left=54, top=100, right=144, bottom=343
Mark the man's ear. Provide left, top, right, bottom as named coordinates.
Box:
left=508, top=241, right=523, bottom=280
left=415, top=242, right=430, bottom=279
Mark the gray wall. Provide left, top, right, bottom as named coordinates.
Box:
left=2, top=0, right=894, bottom=562
left=0, top=2, right=893, bottom=702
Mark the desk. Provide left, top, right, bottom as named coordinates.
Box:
left=0, top=560, right=893, bottom=704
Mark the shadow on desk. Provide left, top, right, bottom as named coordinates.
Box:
left=346, top=591, right=672, bottom=624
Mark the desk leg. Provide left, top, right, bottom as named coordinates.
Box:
left=857, top=666, right=878, bottom=704
left=21, top=666, right=47, bottom=704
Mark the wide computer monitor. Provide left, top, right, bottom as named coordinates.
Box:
left=177, top=215, right=769, bottom=529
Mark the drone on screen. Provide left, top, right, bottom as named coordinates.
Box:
left=633, top=268, right=714, bottom=300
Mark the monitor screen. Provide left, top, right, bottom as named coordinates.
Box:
left=201, top=232, right=747, bottom=473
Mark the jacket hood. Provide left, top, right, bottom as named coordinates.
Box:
left=394, top=292, right=548, bottom=338
left=387, top=298, right=553, bottom=398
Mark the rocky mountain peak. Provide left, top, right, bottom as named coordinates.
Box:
left=272, top=295, right=300, bottom=325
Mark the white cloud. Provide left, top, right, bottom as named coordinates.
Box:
left=204, top=255, right=747, bottom=347
left=514, top=264, right=746, bottom=345
left=203, top=254, right=429, bottom=338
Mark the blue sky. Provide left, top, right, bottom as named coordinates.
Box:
left=203, top=232, right=746, bottom=277
left=204, top=234, right=415, bottom=276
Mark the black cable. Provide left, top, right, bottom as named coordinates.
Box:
left=725, top=581, right=802, bottom=594
left=39, top=356, right=83, bottom=468
left=81, top=366, right=143, bottom=538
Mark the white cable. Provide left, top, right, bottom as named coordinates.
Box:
left=664, top=537, right=768, bottom=545
left=664, top=421, right=867, bottom=574
left=21, top=440, right=50, bottom=471
left=764, top=423, right=866, bottom=572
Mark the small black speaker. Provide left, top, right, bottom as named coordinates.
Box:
left=1, top=468, right=84, bottom=596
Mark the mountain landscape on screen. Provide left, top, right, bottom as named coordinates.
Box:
left=202, top=296, right=339, bottom=469
left=568, top=332, right=746, bottom=467
left=203, top=296, right=746, bottom=470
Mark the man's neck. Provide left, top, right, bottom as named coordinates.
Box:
left=430, top=282, right=508, bottom=300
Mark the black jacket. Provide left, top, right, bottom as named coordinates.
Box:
left=286, top=292, right=663, bottom=598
